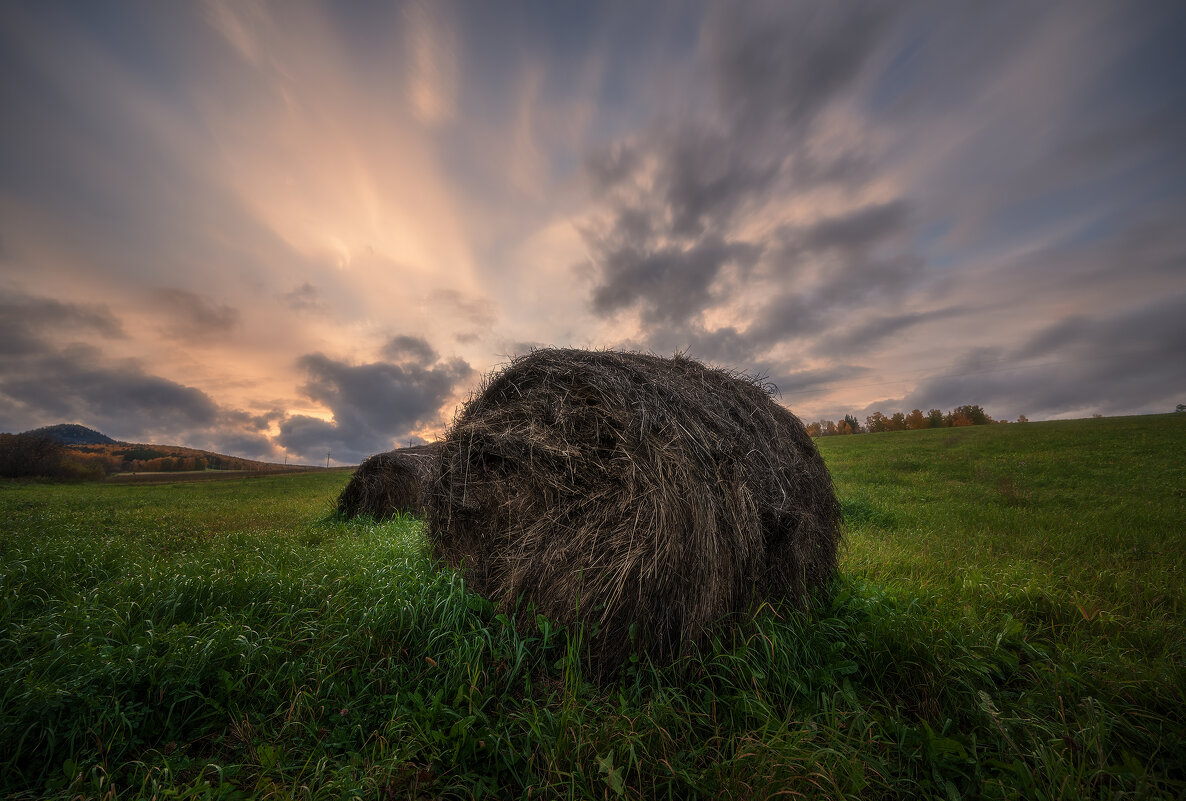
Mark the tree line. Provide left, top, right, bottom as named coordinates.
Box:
left=0, top=434, right=250, bottom=480
left=0, top=434, right=107, bottom=480
left=805, top=404, right=1025, bottom=437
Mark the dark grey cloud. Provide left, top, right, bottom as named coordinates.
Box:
left=150, top=288, right=240, bottom=339
left=219, top=407, right=285, bottom=433
left=706, top=0, right=899, bottom=140
left=580, top=0, right=1186, bottom=426
left=275, top=415, right=340, bottom=460
left=0, top=291, right=125, bottom=355
left=584, top=143, right=640, bottom=195
left=791, top=200, right=910, bottom=256
left=659, top=128, right=779, bottom=239
left=0, top=344, right=219, bottom=440
left=208, top=431, right=278, bottom=462
left=276, top=349, right=475, bottom=462
left=581, top=1, right=918, bottom=355
left=380, top=335, right=438, bottom=367
left=591, top=236, right=763, bottom=325
left=739, top=203, right=923, bottom=349
left=877, top=292, right=1186, bottom=420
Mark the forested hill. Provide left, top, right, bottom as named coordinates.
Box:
left=3, top=423, right=304, bottom=478
left=24, top=424, right=116, bottom=445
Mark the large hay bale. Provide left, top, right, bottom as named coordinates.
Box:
left=337, top=443, right=441, bottom=520
left=427, top=348, right=841, bottom=674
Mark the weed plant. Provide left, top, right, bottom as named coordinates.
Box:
left=1, top=415, right=1184, bottom=799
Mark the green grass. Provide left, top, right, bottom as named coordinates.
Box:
left=1, top=414, right=1183, bottom=799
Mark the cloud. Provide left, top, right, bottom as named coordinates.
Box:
left=427, top=289, right=497, bottom=329
left=0, top=344, right=219, bottom=439
left=380, top=334, right=438, bottom=367
left=0, top=291, right=125, bottom=356
left=822, top=307, right=966, bottom=357
left=276, top=347, right=475, bottom=462
left=591, top=235, right=763, bottom=325
left=279, top=283, right=328, bottom=314
left=276, top=415, right=341, bottom=460
left=790, top=200, right=910, bottom=256
left=705, top=0, right=899, bottom=141
left=186, top=428, right=280, bottom=463
left=767, top=364, right=872, bottom=399
left=872, top=292, right=1186, bottom=420
left=575, top=0, right=1186, bottom=427
left=0, top=293, right=275, bottom=454
left=578, top=0, right=919, bottom=369
left=149, top=288, right=240, bottom=339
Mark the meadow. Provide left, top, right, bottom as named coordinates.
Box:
left=1, top=414, right=1183, bottom=799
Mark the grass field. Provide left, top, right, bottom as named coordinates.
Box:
left=1, top=414, right=1183, bottom=799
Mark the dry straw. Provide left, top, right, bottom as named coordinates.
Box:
left=337, top=443, right=442, bottom=520
left=427, top=348, right=841, bottom=676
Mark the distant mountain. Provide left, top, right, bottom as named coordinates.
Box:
left=25, top=424, right=117, bottom=445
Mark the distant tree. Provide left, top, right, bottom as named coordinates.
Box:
left=928, top=408, right=944, bottom=428
left=1176, top=404, right=1186, bottom=413
left=821, top=420, right=838, bottom=436
left=1016, top=414, right=1029, bottom=423
left=805, top=421, right=822, bottom=438
left=0, top=433, right=65, bottom=478
left=842, top=414, right=862, bottom=434
left=951, top=404, right=991, bottom=425
left=837, top=419, right=853, bottom=435
left=866, top=411, right=889, bottom=433
left=905, top=409, right=927, bottom=430
left=889, top=412, right=907, bottom=431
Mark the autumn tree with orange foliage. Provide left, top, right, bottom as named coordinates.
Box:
left=806, top=405, right=1001, bottom=437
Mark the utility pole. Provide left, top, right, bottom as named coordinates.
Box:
left=326, top=450, right=331, bottom=469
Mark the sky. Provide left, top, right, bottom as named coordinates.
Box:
left=1, top=0, right=1184, bottom=464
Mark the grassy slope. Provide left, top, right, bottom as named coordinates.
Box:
left=0, top=415, right=1183, bottom=799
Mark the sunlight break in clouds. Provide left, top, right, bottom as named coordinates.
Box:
left=1, top=1, right=1183, bottom=463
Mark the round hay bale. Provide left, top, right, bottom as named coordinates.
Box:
left=427, top=348, right=841, bottom=674
left=337, top=443, right=441, bottom=520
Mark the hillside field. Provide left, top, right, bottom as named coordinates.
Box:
left=0, top=414, right=1183, bottom=799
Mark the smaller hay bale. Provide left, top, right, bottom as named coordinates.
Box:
left=337, top=443, right=441, bottom=520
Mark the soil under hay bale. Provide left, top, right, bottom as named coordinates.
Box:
left=427, top=348, right=841, bottom=675
left=337, top=443, right=441, bottom=520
